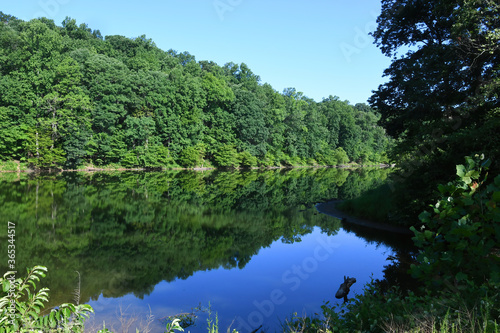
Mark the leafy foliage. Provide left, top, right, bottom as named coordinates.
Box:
left=0, top=266, right=93, bottom=332
left=316, top=157, right=500, bottom=332
left=411, top=155, right=500, bottom=292
left=369, top=0, right=500, bottom=218
left=0, top=12, right=391, bottom=169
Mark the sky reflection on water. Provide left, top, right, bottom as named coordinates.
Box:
left=86, top=227, right=394, bottom=333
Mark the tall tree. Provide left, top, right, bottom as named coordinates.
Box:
left=370, top=0, right=500, bottom=215
left=371, top=0, right=499, bottom=158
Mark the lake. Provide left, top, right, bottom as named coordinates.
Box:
left=0, top=167, right=411, bottom=332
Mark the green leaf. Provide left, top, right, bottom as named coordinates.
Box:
left=494, top=175, right=500, bottom=187
left=465, top=156, right=475, bottom=169
left=62, top=307, right=71, bottom=317
left=492, top=191, right=500, bottom=203
left=2, top=280, right=10, bottom=293
left=456, top=164, right=466, bottom=178
left=424, top=230, right=434, bottom=239
left=455, top=272, right=468, bottom=281
left=467, top=170, right=480, bottom=179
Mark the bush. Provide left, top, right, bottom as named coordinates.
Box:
left=317, top=155, right=500, bottom=332
left=178, top=144, right=206, bottom=168
left=120, top=150, right=138, bottom=167
left=238, top=151, right=258, bottom=168
left=0, top=266, right=93, bottom=332
left=333, top=147, right=349, bottom=165
left=212, top=144, right=240, bottom=168
left=0, top=160, right=24, bottom=172
left=315, top=151, right=337, bottom=166
left=259, top=152, right=279, bottom=167
left=120, top=145, right=175, bottom=169
left=411, top=155, right=500, bottom=290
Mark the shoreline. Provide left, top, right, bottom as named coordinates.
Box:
left=316, top=200, right=413, bottom=235
left=0, top=163, right=395, bottom=173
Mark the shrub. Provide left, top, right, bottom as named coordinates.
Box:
left=212, top=144, right=240, bottom=168
left=411, top=155, right=500, bottom=290
left=238, top=151, right=258, bottom=168
left=333, top=147, right=349, bottom=165
left=178, top=144, right=206, bottom=168
left=317, top=155, right=499, bottom=332
left=0, top=266, right=93, bottom=332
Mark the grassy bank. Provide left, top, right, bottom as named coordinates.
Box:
left=0, top=160, right=28, bottom=173
left=336, top=183, right=399, bottom=224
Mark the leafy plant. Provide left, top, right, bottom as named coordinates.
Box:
left=411, top=155, right=500, bottom=290
left=164, top=318, right=184, bottom=332
left=238, top=150, right=258, bottom=168
left=0, top=266, right=94, bottom=332
left=178, top=144, right=206, bottom=168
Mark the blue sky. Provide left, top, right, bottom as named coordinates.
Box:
left=2, top=0, right=391, bottom=104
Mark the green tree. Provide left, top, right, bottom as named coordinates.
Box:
left=25, top=129, right=66, bottom=168
left=231, top=88, right=269, bottom=157
left=178, top=143, right=206, bottom=168
left=369, top=0, right=500, bottom=218
left=370, top=0, right=500, bottom=169
left=213, top=144, right=240, bottom=168
left=0, top=107, right=29, bottom=161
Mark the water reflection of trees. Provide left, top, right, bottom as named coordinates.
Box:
left=0, top=167, right=391, bottom=308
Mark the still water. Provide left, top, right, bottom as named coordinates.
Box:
left=0, top=167, right=409, bottom=332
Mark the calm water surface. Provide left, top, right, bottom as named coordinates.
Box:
left=0, top=168, right=409, bottom=332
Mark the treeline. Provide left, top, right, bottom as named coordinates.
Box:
left=0, top=12, right=391, bottom=170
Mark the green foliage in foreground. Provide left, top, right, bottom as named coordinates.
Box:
left=296, top=156, right=499, bottom=332
left=412, top=155, right=500, bottom=292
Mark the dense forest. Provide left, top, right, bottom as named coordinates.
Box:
left=0, top=12, right=391, bottom=171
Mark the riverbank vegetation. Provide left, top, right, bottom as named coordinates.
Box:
left=326, top=0, right=500, bottom=331
left=346, top=0, right=500, bottom=224
left=0, top=11, right=391, bottom=171
left=305, top=155, right=500, bottom=332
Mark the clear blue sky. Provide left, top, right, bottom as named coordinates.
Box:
left=2, top=0, right=391, bottom=104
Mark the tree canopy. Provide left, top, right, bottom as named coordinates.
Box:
left=0, top=13, right=391, bottom=170
left=369, top=0, right=500, bottom=216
